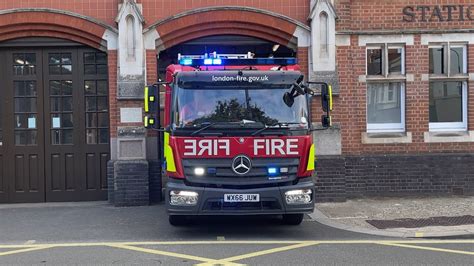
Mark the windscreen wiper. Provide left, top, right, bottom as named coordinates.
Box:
left=190, top=120, right=258, bottom=136
left=251, top=122, right=303, bottom=136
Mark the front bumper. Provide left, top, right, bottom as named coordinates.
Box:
left=166, top=178, right=315, bottom=215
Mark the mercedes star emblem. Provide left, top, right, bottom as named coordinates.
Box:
left=232, top=155, right=252, bottom=175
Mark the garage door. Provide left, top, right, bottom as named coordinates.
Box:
left=0, top=47, right=110, bottom=203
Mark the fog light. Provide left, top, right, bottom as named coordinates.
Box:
left=285, top=189, right=312, bottom=205
left=194, top=167, right=205, bottom=176
left=170, top=191, right=199, bottom=206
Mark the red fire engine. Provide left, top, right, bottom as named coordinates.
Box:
left=144, top=53, right=332, bottom=225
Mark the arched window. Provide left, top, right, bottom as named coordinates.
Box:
left=319, top=12, right=329, bottom=58
left=126, top=15, right=136, bottom=59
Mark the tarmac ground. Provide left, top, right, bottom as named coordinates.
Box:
left=0, top=201, right=472, bottom=265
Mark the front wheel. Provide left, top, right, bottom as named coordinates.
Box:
left=282, top=214, right=304, bottom=225
left=169, top=215, right=187, bottom=226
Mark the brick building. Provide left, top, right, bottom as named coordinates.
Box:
left=0, top=0, right=472, bottom=204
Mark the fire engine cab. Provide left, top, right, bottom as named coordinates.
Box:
left=144, top=53, right=332, bottom=226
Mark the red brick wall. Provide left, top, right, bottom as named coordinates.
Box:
left=0, top=1, right=309, bottom=29
left=337, top=37, right=474, bottom=156
left=335, top=0, right=474, bottom=32
left=139, top=0, right=310, bottom=26
left=108, top=50, right=119, bottom=138
left=0, top=0, right=119, bottom=26
left=334, top=0, right=474, bottom=156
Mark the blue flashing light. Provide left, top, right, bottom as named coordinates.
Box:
left=181, top=59, right=193, bottom=65
left=207, top=167, right=217, bottom=174
left=268, top=167, right=278, bottom=175
left=178, top=57, right=297, bottom=66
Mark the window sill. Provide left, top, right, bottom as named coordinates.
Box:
left=362, top=132, right=412, bottom=144
left=428, top=74, right=469, bottom=81
left=424, top=131, right=474, bottom=143
left=361, top=74, right=414, bottom=83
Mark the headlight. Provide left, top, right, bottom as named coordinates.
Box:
left=285, top=189, right=312, bottom=205
left=170, top=191, right=199, bottom=206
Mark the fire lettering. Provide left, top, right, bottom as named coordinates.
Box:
left=198, top=140, right=212, bottom=156
left=271, top=139, right=285, bottom=155
left=184, top=139, right=230, bottom=156
left=183, top=139, right=196, bottom=156
left=286, top=139, right=299, bottom=155
left=253, top=139, right=299, bottom=156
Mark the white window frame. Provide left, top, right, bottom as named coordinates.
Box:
left=429, top=81, right=468, bottom=132
left=367, top=82, right=406, bottom=133
left=428, top=42, right=468, bottom=132
left=366, top=44, right=406, bottom=77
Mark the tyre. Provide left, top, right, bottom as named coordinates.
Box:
left=169, top=215, right=187, bottom=226
left=282, top=214, right=304, bottom=225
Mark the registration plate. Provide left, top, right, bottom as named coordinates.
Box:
left=224, top=194, right=260, bottom=202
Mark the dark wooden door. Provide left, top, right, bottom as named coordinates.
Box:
left=0, top=51, right=9, bottom=202
left=3, top=50, right=46, bottom=203
left=43, top=49, right=109, bottom=201
left=0, top=47, right=109, bottom=203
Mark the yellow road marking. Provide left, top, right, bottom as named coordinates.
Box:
left=378, top=243, right=474, bottom=256
left=0, top=246, right=53, bottom=257
left=415, top=232, right=424, bottom=238
left=107, top=244, right=243, bottom=266
left=1, top=239, right=474, bottom=249
left=195, top=241, right=319, bottom=266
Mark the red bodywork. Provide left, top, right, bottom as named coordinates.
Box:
left=163, top=64, right=314, bottom=180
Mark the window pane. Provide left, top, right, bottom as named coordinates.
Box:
left=85, top=81, right=96, bottom=95
left=97, top=80, right=108, bottom=95
left=85, top=65, right=96, bottom=74
left=24, top=53, right=36, bottom=65
left=97, top=64, right=107, bottom=75
left=84, top=53, right=95, bottom=64
left=62, top=97, right=73, bottom=112
left=367, top=83, right=402, bottom=124
left=388, top=48, right=402, bottom=74
left=61, top=114, right=73, bottom=128
left=86, top=97, right=97, bottom=111
left=86, top=129, right=97, bottom=144
left=96, top=53, right=107, bottom=64
left=429, top=81, right=463, bottom=123
left=86, top=113, right=97, bottom=128
left=15, top=98, right=37, bottom=112
left=62, top=130, right=73, bottom=144
left=51, top=98, right=61, bottom=112
left=97, top=97, right=108, bottom=112
left=61, top=54, right=72, bottom=64
left=98, top=113, right=109, bottom=127
left=99, top=129, right=109, bottom=144
left=15, top=81, right=37, bottom=96
left=51, top=130, right=60, bottom=145
left=61, top=64, right=72, bottom=74
left=49, top=65, right=61, bottom=75
left=429, top=47, right=444, bottom=74
left=367, top=49, right=382, bottom=75
left=50, top=81, right=61, bottom=95
left=62, top=80, right=73, bottom=95
left=450, top=47, right=464, bottom=75
left=49, top=54, right=61, bottom=64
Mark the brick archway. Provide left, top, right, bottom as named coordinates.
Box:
left=0, top=10, right=117, bottom=50
left=145, top=7, right=309, bottom=52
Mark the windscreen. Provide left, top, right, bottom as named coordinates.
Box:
left=172, top=84, right=309, bottom=128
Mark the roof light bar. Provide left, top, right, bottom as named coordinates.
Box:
left=178, top=57, right=297, bottom=66
left=177, top=52, right=296, bottom=66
